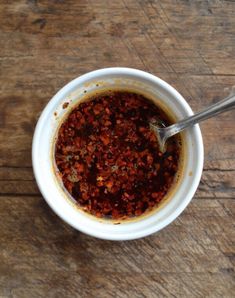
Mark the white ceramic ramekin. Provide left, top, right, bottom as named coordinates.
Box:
left=32, top=68, right=204, bottom=240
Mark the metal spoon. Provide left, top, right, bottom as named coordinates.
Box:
left=150, top=93, right=235, bottom=152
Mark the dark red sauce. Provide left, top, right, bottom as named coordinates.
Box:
left=55, top=91, right=181, bottom=219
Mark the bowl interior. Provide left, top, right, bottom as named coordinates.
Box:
left=32, top=68, right=203, bottom=240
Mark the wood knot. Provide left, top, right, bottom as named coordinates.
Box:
left=32, top=18, right=47, bottom=29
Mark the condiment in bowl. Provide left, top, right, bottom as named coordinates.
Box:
left=32, top=68, right=203, bottom=240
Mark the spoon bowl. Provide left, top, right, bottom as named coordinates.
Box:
left=151, top=93, right=235, bottom=152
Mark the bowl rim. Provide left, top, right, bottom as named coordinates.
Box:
left=32, top=67, right=204, bottom=240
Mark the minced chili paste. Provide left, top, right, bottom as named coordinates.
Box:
left=55, top=91, right=181, bottom=219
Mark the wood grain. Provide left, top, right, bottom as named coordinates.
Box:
left=0, top=0, right=234, bottom=297
left=0, top=196, right=234, bottom=298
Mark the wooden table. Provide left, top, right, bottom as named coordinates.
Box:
left=0, top=1, right=234, bottom=297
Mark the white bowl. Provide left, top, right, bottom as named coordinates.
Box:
left=32, top=68, right=204, bottom=240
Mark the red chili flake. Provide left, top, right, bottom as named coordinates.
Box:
left=104, top=120, right=112, bottom=126
left=55, top=91, right=181, bottom=219
left=151, top=192, right=159, bottom=199
left=75, top=163, right=84, bottom=173
left=100, top=134, right=110, bottom=145
left=105, top=180, right=113, bottom=190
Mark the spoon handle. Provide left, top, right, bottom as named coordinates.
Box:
left=165, top=93, right=235, bottom=138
